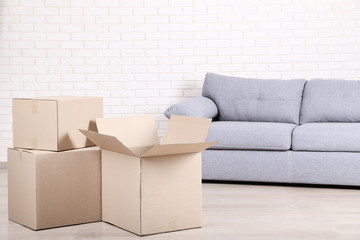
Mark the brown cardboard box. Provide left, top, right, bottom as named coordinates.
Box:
left=13, top=96, right=103, bottom=151
left=8, top=147, right=102, bottom=230
left=80, top=115, right=216, bottom=236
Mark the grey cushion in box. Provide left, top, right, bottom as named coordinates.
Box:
left=206, top=121, right=297, bottom=150
left=292, top=123, right=360, bottom=152
left=300, top=80, right=360, bottom=123
left=202, top=73, right=305, bottom=124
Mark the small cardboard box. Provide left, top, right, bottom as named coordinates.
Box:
left=13, top=96, right=103, bottom=151
left=8, top=147, right=102, bottom=230
left=80, top=115, right=216, bottom=236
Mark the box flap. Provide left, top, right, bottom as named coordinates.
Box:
left=96, top=115, right=159, bottom=148
left=162, top=115, right=212, bottom=144
left=141, top=142, right=217, bottom=157
left=79, top=129, right=137, bottom=156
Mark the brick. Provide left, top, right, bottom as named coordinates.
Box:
left=170, top=16, right=193, bottom=24
left=36, top=58, right=59, bottom=65
left=84, top=8, right=108, bottom=16
left=158, top=7, right=182, bottom=15
left=61, top=74, right=85, bottom=82
left=60, top=41, right=83, bottom=49
left=11, top=74, right=35, bottom=82
left=170, top=48, right=193, bottom=56
left=45, top=16, right=70, bottom=24
left=10, top=41, right=33, bottom=49
left=146, top=32, right=169, bottom=40
left=183, top=57, right=206, bottom=64
left=60, top=24, right=84, bottom=32
left=170, top=32, right=194, bottom=40
left=61, top=58, right=85, bottom=65
left=244, top=64, right=268, bottom=72
left=110, top=57, right=133, bottom=65
left=183, top=7, right=207, bottom=15
left=123, top=98, right=147, bottom=106
left=9, top=7, right=33, bottom=15
left=121, top=16, right=144, bottom=24
left=134, top=8, right=157, bottom=16
left=23, top=66, right=48, bottom=73
left=72, top=16, right=96, bottom=24
left=59, top=8, right=83, bottom=16
left=121, top=33, right=145, bottom=40
left=171, top=65, right=195, bottom=73
left=35, top=24, right=60, bottom=32
left=134, top=57, right=158, bottom=65
left=22, top=49, right=46, bottom=57
left=95, top=0, right=118, bottom=7
left=74, top=82, right=98, bottom=90
left=109, top=8, right=133, bottom=16
left=45, top=0, right=70, bottom=7
left=48, top=66, right=72, bottom=73
left=136, top=90, right=159, bottom=97
left=20, top=0, right=44, bottom=7
left=96, top=16, right=119, bottom=24
left=21, top=32, right=46, bottom=40
left=98, top=33, right=121, bottom=40
left=134, top=40, right=157, bottom=49
left=294, top=63, right=317, bottom=71
left=9, top=24, right=33, bottom=32
left=84, top=41, right=108, bottom=49
left=147, top=65, right=171, bottom=73
left=97, top=49, right=121, bottom=57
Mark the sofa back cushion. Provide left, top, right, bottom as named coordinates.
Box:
left=300, top=80, right=360, bottom=123
left=202, top=73, right=305, bottom=124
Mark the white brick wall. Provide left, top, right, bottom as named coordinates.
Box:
left=1, top=0, right=360, bottom=162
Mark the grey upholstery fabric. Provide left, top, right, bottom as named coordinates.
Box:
left=292, top=123, right=360, bottom=152
left=202, top=150, right=291, bottom=183
left=164, top=96, right=218, bottom=119
left=206, top=121, right=297, bottom=150
left=292, top=151, right=360, bottom=186
left=202, top=73, right=305, bottom=124
left=300, top=80, right=360, bottom=123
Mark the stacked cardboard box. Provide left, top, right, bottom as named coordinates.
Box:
left=8, top=96, right=103, bottom=230
left=8, top=96, right=216, bottom=236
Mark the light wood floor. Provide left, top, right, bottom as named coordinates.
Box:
left=1, top=169, right=360, bottom=240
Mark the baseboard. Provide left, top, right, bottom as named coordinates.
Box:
left=0, top=162, right=7, bottom=169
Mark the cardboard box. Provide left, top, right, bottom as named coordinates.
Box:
left=13, top=96, right=103, bottom=151
left=8, top=147, right=102, bottom=230
left=80, top=115, right=216, bottom=236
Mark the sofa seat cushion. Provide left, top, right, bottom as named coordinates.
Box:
left=292, top=123, right=360, bottom=152
left=206, top=121, right=297, bottom=150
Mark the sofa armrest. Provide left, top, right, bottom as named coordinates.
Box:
left=164, top=96, right=218, bottom=119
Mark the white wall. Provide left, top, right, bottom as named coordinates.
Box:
left=1, top=0, right=360, bottom=162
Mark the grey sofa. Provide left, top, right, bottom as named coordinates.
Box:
left=164, top=73, right=360, bottom=186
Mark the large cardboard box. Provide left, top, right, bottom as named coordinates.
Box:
left=80, top=115, right=216, bottom=236
left=13, top=96, right=103, bottom=151
left=8, top=147, right=102, bottom=230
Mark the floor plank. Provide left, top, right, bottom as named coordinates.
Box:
left=1, top=169, right=360, bottom=239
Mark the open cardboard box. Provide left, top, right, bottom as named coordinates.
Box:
left=80, top=115, right=216, bottom=236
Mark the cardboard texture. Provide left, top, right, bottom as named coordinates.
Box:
left=80, top=115, right=216, bottom=236
left=13, top=96, right=103, bottom=151
left=8, top=147, right=102, bottom=230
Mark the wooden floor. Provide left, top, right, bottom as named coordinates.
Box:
left=1, top=169, right=360, bottom=240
